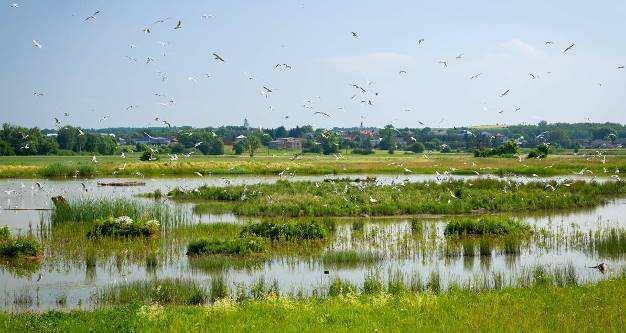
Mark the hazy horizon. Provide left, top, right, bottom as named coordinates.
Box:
left=2, top=1, right=626, bottom=130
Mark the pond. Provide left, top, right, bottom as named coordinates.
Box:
left=0, top=174, right=624, bottom=311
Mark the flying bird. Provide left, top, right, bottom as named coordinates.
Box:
left=84, top=10, right=100, bottom=22
left=212, top=53, right=225, bottom=62
left=32, top=40, right=42, bottom=48
left=618, top=65, right=624, bottom=70
left=173, top=20, right=182, bottom=29
left=437, top=59, right=447, bottom=68
left=545, top=41, right=554, bottom=46
left=500, top=89, right=510, bottom=97
left=417, top=38, right=424, bottom=45
left=351, top=31, right=358, bottom=38
left=456, top=53, right=464, bottom=59
left=313, top=111, right=331, bottom=117
left=469, top=73, right=483, bottom=79
left=563, top=43, right=575, bottom=53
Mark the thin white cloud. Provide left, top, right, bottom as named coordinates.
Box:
left=321, top=52, right=415, bottom=73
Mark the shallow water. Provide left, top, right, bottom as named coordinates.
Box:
left=0, top=175, right=624, bottom=311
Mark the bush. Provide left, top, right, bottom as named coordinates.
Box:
left=140, top=150, right=158, bottom=161
left=240, top=220, right=332, bottom=241
left=409, top=142, right=425, bottom=153
left=352, top=148, right=374, bottom=155
left=186, top=238, right=266, bottom=256
left=474, top=140, right=519, bottom=158
left=87, top=216, right=160, bottom=238
left=0, top=228, right=42, bottom=258
left=528, top=143, right=550, bottom=159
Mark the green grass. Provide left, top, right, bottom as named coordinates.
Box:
left=188, top=254, right=267, bottom=273
left=167, top=178, right=626, bottom=217
left=444, top=216, right=532, bottom=237
left=321, top=250, right=383, bottom=268
left=4, top=277, right=626, bottom=332
left=1, top=152, right=625, bottom=178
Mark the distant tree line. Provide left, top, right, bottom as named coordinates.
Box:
left=1, top=121, right=625, bottom=157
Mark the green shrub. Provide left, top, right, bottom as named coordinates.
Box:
left=474, top=140, right=519, bottom=158
left=140, top=150, right=158, bottom=161
left=240, top=220, right=331, bottom=241
left=87, top=216, right=160, bottom=238
left=0, top=229, right=42, bottom=258
left=186, top=238, right=266, bottom=256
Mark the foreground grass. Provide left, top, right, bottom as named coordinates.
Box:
left=2, top=277, right=626, bottom=332
left=0, top=152, right=624, bottom=178
left=168, top=178, right=626, bottom=217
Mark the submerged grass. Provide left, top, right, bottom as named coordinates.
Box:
left=94, top=278, right=207, bottom=306
left=166, top=178, right=626, bottom=217
left=321, top=250, right=383, bottom=268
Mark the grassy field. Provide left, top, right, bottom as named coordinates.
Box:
left=0, top=151, right=624, bottom=178
left=2, top=276, right=626, bottom=332
left=167, top=178, right=626, bottom=216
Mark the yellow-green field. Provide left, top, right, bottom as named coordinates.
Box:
left=0, top=151, right=623, bottom=178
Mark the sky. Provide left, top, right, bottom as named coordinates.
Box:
left=1, top=0, right=626, bottom=130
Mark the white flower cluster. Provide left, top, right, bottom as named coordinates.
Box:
left=115, top=216, right=134, bottom=226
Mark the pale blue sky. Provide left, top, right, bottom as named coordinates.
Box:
left=1, top=0, right=625, bottom=129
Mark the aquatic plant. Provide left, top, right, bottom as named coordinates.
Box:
left=95, top=279, right=207, bottom=306
left=240, top=219, right=333, bottom=241
left=51, top=199, right=187, bottom=229
left=444, top=216, right=531, bottom=237
left=186, top=238, right=266, bottom=256
left=87, top=216, right=160, bottom=238
left=321, top=250, right=383, bottom=268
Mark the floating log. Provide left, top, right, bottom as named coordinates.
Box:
left=97, top=181, right=146, bottom=187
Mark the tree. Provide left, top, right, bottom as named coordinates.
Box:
left=244, top=135, right=261, bottom=157
left=0, top=140, right=15, bottom=156
left=233, top=140, right=245, bottom=155
left=317, top=130, right=340, bottom=155
left=379, top=124, right=397, bottom=153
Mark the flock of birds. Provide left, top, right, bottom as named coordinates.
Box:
left=16, top=3, right=625, bottom=133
